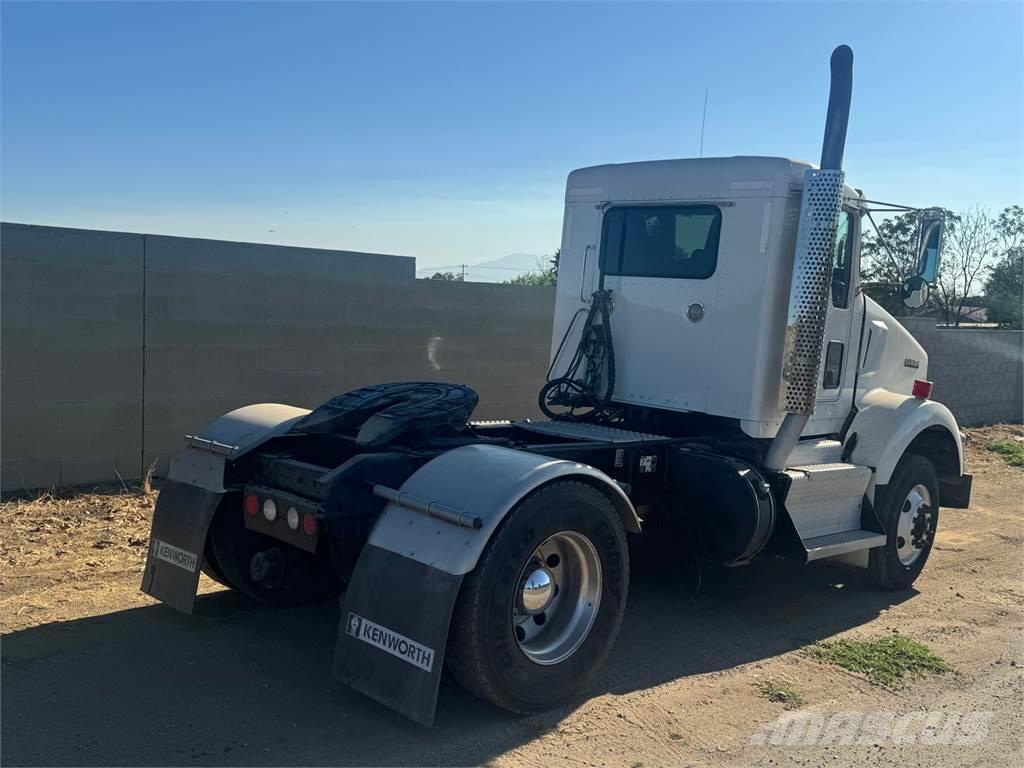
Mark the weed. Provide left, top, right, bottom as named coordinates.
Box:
left=755, top=679, right=805, bottom=709
left=988, top=440, right=1024, bottom=468
left=808, top=636, right=950, bottom=688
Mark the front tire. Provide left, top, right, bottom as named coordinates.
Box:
left=446, top=480, right=629, bottom=714
left=868, top=454, right=940, bottom=591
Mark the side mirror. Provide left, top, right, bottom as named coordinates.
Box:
left=902, top=275, right=930, bottom=309
left=915, top=215, right=943, bottom=283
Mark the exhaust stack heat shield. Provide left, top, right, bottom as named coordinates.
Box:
left=779, top=167, right=846, bottom=414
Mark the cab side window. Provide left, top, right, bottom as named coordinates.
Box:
left=601, top=205, right=721, bottom=279
left=832, top=211, right=854, bottom=308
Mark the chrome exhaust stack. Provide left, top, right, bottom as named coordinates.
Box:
left=764, top=45, right=853, bottom=472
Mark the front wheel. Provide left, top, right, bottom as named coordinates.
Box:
left=446, top=480, right=629, bottom=714
left=868, top=454, right=940, bottom=591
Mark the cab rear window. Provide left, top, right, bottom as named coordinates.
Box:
left=600, top=205, right=721, bottom=279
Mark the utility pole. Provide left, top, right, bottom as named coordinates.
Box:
left=460, top=264, right=466, bottom=281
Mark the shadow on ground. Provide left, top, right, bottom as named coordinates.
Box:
left=2, top=543, right=912, bottom=766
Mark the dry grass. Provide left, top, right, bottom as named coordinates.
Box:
left=0, top=483, right=157, bottom=614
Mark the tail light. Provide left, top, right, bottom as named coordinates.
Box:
left=241, top=486, right=320, bottom=551
left=912, top=379, right=933, bottom=399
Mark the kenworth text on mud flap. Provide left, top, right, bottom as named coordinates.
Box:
left=142, top=46, right=972, bottom=725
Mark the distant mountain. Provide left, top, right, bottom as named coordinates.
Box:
left=417, top=252, right=552, bottom=283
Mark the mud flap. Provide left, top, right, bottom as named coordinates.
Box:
left=333, top=544, right=463, bottom=726
left=140, top=480, right=223, bottom=614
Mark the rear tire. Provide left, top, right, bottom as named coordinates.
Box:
left=446, top=480, right=629, bottom=714
left=200, top=547, right=230, bottom=588
left=207, top=494, right=340, bottom=607
left=868, top=454, right=940, bottom=591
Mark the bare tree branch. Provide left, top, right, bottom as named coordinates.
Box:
left=936, top=207, right=998, bottom=326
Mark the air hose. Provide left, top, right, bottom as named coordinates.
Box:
left=538, top=290, right=616, bottom=420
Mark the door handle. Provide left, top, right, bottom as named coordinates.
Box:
left=579, top=244, right=595, bottom=303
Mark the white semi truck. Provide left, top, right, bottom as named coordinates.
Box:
left=142, top=46, right=972, bottom=725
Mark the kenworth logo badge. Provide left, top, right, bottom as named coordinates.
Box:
left=346, top=612, right=434, bottom=672
left=151, top=538, right=198, bottom=573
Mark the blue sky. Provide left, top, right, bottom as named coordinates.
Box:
left=2, top=1, right=1021, bottom=271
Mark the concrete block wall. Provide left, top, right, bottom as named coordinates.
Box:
left=142, top=266, right=554, bottom=475
left=901, top=318, right=1024, bottom=426
left=2, top=223, right=555, bottom=491
left=1, top=225, right=145, bottom=490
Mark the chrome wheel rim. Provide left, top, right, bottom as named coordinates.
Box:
left=896, top=484, right=932, bottom=566
left=512, top=531, right=602, bottom=666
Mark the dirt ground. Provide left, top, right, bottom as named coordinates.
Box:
left=2, top=426, right=1022, bottom=767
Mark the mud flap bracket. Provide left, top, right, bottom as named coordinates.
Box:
left=333, top=544, right=463, bottom=726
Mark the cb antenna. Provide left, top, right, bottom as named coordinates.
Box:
left=699, top=88, right=709, bottom=158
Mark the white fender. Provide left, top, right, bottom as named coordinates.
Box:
left=366, top=443, right=641, bottom=576
left=145, top=403, right=313, bottom=612
left=188, top=403, right=310, bottom=457
left=848, top=388, right=963, bottom=485
left=167, top=403, right=310, bottom=492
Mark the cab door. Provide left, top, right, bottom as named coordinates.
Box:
left=812, top=208, right=860, bottom=425
left=598, top=204, right=723, bottom=412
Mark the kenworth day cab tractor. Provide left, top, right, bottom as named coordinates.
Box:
left=143, top=46, right=972, bottom=725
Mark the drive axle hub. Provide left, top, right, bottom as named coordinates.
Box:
left=512, top=530, right=603, bottom=666
left=520, top=567, right=555, bottom=614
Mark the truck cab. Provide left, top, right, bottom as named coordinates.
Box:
left=543, top=153, right=969, bottom=567
left=552, top=155, right=927, bottom=440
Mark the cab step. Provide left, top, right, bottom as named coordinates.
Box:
left=787, top=438, right=843, bottom=466
left=802, top=529, right=887, bottom=561
left=783, top=461, right=884, bottom=562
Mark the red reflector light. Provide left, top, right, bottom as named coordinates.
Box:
left=912, top=379, right=933, bottom=399
left=302, top=513, right=318, bottom=536
left=245, top=494, right=259, bottom=516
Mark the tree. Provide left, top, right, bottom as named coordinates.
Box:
left=860, top=206, right=1004, bottom=325
left=428, top=271, right=463, bottom=281
left=505, top=249, right=559, bottom=287
left=984, top=205, right=1024, bottom=329
left=506, top=271, right=555, bottom=286
left=934, top=207, right=998, bottom=326
left=984, top=251, right=1023, bottom=328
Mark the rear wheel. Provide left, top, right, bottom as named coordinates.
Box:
left=199, top=541, right=230, bottom=587
left=207, top=494, right=340, bottom=607
left=446, top=481, right=629, bottom=714
left=868, top=455, right=940, bottom=591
